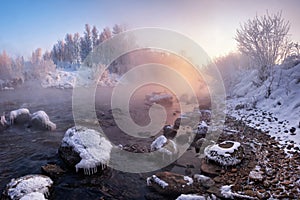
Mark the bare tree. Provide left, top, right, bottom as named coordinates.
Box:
left=235, top=11, right=290, bottom=82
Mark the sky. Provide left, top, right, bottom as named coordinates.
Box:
left=0, top=0, right=300, bottom=59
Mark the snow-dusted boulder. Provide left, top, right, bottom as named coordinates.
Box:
left=58, top=126, right=112, bottom=175
left=9, top=108, right=30, bottom=125
left=150, top=135, right=178, bottom=160
left=146, top=172, right=197, bottom=196
left=2, top=174, right=52, bottom=200
left=204, top=141, right=244, bottom=166
left=29, top=111, right=56, bottom=131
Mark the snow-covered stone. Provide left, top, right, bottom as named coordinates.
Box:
left=146, top=172, right=197, bottom=196
left=59, top=126, right=112, bottom=175
left=9, top=108, right=30, bottom=125
left=204, top=141, right=244, bottom=166
left=30, top=111, right=56, bottom=131
left=3, top=174, right=52, bottom=200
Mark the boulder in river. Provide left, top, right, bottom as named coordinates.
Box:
left=58, top=126, right=112, bottom=175
left=2, top=174, right=53, bottom=200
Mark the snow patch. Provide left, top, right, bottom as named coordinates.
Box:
left=61, top=126, right=112, bottom=175
left=220, top=185, right=256, bottom=199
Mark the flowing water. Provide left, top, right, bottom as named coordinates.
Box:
left=0, top=84, right=202, bottom=199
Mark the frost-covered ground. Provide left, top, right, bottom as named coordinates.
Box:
left=41, top=69, right=120, bottom=89
left=226, top=62, right=300, bottom=148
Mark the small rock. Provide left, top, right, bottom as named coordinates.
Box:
left=41, top=164, right=65, bottom=178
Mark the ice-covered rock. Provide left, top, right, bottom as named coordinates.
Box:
left=29, top=111, right=56, bottom=131
left=58, top=126, right=112, bottom=175
left=19, top=192, right=47, bottom=200
left=2, top=174, right=52, bottom=200
left=204, top=141, right=244, bottom=166
left=150, top=135, right=178, bottom=160
left=146, top=172, right=197, bottom=196
left=9, top=108, right=30, bottom=125
left=0, top=115, right=9, bottom=131
left=151, top=135, right=168, bottom=151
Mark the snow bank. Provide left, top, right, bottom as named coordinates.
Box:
left=6, top=174, right=52, bottom=200
left=41, top=69, right=120, bottom=89
left=61, top=126, right=112, bottom=175
left=204, top=141, right=243, bottom=166
left=227, top=63, right=300, bottom=147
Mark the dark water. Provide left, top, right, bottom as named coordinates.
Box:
left=0, top=85, right=200, bottom=199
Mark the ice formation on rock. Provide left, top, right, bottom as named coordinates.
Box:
left=204, top=141, right=243, bottom=166
left=60, top=126, right=112, bottom=175
left=151, top=135, right=178, bottom=160
left=151, top=135, right=168, bottom=151
left=19, top=192, right=47, bottom=200
left=9, top=108, right=30, bottom=124
left=30, top=111, right=56, bottom=131
left=5, top=174, right=52, bottom=200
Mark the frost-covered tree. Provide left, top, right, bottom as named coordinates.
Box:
left=65, top=33, right=75, bottom=63
left=235, top=11, right=290, bottom=82
left=92, top=26, right=99, bottom=49
left=99, top=27, right=112, bottom=43
left=80, top=24, right=93, bottom=61
left=0, top=51, right=12, bottom=80
left=73, top=33, right=81, bottom=64
left=112, top=24, right=126, bottom=35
